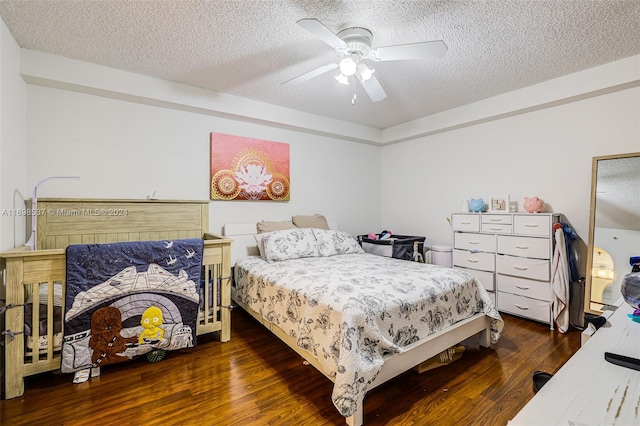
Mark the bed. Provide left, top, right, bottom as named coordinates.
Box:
left=224, top=223, right=504, bottom=426
left=1, top=198, right=232, bottom=399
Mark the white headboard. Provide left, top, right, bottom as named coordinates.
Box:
left=223, top=220, right=338, bottom=266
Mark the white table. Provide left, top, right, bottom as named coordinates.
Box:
left=509, top=302, right=640, bottom=425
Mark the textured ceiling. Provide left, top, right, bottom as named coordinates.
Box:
left=0, top=0, right=639, bottom=129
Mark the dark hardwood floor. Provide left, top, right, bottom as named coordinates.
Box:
left=1, top=308, right=580, bottom=425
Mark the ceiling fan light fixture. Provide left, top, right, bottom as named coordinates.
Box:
left=339, top=57, right=357, bottom=76
left=357, top=63, right=374, bottom=82
left=335, top=73, right=350, bottom=85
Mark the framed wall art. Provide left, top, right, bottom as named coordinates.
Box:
left=489, top=195, right=509, bottom=212
left=210, top=132, right=290, bottom=201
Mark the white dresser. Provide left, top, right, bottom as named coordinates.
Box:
left=451, top=212, right=561, bottom=325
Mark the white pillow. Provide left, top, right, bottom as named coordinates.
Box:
left=261, top=228, right=321, bottom=262
left=312, top=229, right=364, bottom=257
left=254, top=233, right=268, bottom=259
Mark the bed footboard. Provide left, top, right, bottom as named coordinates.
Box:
left=1, top=233, right=231, bottom=399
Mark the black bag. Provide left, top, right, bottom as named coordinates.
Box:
left=357, top=234, right=425, bottom=261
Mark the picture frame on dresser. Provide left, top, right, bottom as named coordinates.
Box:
left=489, top=195, right=509, bottom=212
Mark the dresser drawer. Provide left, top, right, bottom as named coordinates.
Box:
left=456, top=267, right=495, bottom=291
left=482, top=214, right=512, bottom=225
left=452, top=214, right=480, bottom=232
left=497, top=291, right=550, bottom=323
left=454, top=232, right=495, bottom=252
left=513, top=215, right=551, bottom=236
left=497, top=274, right=549, bottom=301
left=496, top=254, right=550, bottom=281
left=497, top=235, right=550, bottom=259
left=453, top=249, right=495, bottom=272
left=481, top=223, right=513, bottom=233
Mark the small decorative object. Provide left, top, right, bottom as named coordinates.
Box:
left=461, top=199, right=470, bottom=212
left=621, top=272, right=640, bottom=321
left=489, top=195, right=509, bottom=212
left=469, top=198, right=485, bottom=213
left=524, top=196, right=545, bottom=213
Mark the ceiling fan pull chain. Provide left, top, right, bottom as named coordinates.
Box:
left=351, top=78, right=357, bottom=105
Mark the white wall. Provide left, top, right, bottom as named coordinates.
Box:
left=2, top=30, right=639, bottom=262
left=0, top=18, right=27, bottom=250
left=25, top=85, right=381, bottom=237
left=380, top=86, right=640, bottom=274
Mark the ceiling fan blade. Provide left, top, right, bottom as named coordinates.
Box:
left=359, top=74, right=387, bottom=102
left=297, top=18, right=348, bottom=50
left=370, top=40, right=448, bottom=61
left=282, top=63, right=338, bottom=85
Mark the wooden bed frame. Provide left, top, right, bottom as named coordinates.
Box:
left=223, top=222, right=493, bottom=426
left=1, top=198, right=232, bottom=400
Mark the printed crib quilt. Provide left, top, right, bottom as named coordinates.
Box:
left=234, top=253, right=504, bottom=418
left=61, top=239, right=203, bottom=373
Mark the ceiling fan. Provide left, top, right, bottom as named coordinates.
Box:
left=282, top=18, right=448, bottom=103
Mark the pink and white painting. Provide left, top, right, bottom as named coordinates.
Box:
left=210, top=132, right=290, bottom=201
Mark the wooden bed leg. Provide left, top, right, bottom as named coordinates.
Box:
left=345, top=406, right=363, bottom=426
left=479, top=326, right=491, bottom=348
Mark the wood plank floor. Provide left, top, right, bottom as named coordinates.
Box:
left=1, top=308, right=580, bottom=425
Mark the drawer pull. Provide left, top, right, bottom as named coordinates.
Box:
left=513, top=266, right=528, bottom=270
left=514, top=304, right=530, bottom=310
left=515, top=285, right=530, bottom=290
left=461, top=221, right=471, bottom=225
left=524, top=224, right=539, bottom=228
left=489, top=227, right=502, bottom=231
left=467, top=259, right=479, bottom=263
left=515, top=245, right=529, bottom=249
left=469, top=241, right=479, bottom=244
left=489, top=218, right=503, bottom=222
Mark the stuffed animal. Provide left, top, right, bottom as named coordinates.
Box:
left=524, top=196, right=545, bottom=213
left=138, top=306, right=165, bottom=344
left=469, top=199, right=485, bottom=213
left=89, top=306, right=137, bottom=366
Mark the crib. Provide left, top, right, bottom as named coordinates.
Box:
left=0, top=198, right=232, bottom=399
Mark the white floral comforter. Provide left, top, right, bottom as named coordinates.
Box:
left=234, top=253, right=503, bottom=418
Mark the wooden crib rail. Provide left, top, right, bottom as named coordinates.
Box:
left=199, top=233, right=232, bottom=341
left=2, top=249, right=66, bottom=399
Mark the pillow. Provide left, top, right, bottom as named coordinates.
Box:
left=261, top=228, right=321, bottom=262
left=292, top=214, right=330, bottom=230
left=257, top=220, right=297, bottom=234
left=254, top=233, right=268, bottom=259
left=312, top=229, right=364, bottom=257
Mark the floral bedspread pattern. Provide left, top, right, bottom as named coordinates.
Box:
left=234, top=253, right=503, bottom=418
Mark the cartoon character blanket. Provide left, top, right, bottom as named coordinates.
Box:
left=60, top=239, right=202, bottom=373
